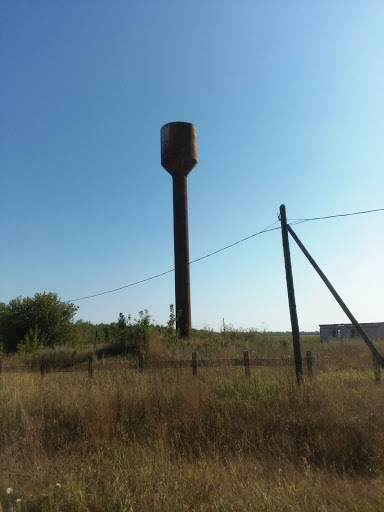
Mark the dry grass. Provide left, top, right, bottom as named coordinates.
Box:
left=1, top=335, right=384, bottom=511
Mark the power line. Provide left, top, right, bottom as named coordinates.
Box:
left=67, top=206, right=384, bottom=303
left=67, top=220, right=280, bottom=302
left=287, top=207, right=384, bottom=224
left=67, top=268, right=175, bottom=302
left=189, top=220, right=281, bottom=265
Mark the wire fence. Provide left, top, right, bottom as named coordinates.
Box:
left=0, top=351, right=315, bottom=379
left=3, top=349, right=382, bottom=381
left=2, top=350, right=382, bottom=382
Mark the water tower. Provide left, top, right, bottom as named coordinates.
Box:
left=161, top=122, right=197, bottom=338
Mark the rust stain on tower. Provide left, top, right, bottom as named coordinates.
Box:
left=161, top=122, right=197, bottom=339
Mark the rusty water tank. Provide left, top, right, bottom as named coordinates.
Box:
left=161, top=122, right=197, bottom=176
left=160, top=122, right=198, bottom=339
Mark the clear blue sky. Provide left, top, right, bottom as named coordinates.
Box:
left=1, top=1, right=383, bottom=332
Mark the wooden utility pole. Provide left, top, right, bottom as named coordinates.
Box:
left=280, top=204, right=303, bottom=385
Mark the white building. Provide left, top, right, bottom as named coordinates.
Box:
left=319, top=322, right=384, bottom=342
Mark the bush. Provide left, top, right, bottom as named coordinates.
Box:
left=163, top=304, right=181, bottom=344
left=116, top=309, right=155, bottom=356
left=0, top=292, right=78, bottom=353
left=17, top=325, right=42, bottom=354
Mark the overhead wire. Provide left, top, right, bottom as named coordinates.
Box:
left=67, top=268, right=175, bottom=302
left=67, top=220, right=280, bottom=302
left=287, top=207, right=384, bottom=224
left=67, top=207, right=384, bottom=302
left=189, top=220, right=281, bottom=265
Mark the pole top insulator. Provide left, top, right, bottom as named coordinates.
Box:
left=161, top=122, right=197, bottom=177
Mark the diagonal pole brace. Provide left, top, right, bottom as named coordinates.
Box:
left=287, top=223, right=384, bottom=368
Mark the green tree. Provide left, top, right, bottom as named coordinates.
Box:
left=74, top=319, right=102, bottom=346
left=17, top=325, right=42, bottom=354
left=0, top=292, right=78, bottom=353
left=163, top=304, right=181, bottom=344
left=116, top=310, right=154, bottom=355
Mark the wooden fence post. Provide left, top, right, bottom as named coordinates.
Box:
left=40, top=361, right=45, bottom=378
left=192, top=352, right=197, bottom=377
left=306, top=351, right=313, bottom=378
left=138, top=352, right=144, bottom=373
left=88, top=357, right=93, bottom=379
left=373, top=353, right=381, bottom=382
left=243, top=351, right=250, bottom=378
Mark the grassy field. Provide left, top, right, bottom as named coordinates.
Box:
left=1, top=333, right=384, bottom=511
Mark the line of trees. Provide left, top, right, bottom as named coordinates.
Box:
left=0, top=292, right=169, bottom=354
left=0, top=292, right=132, bottom=353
